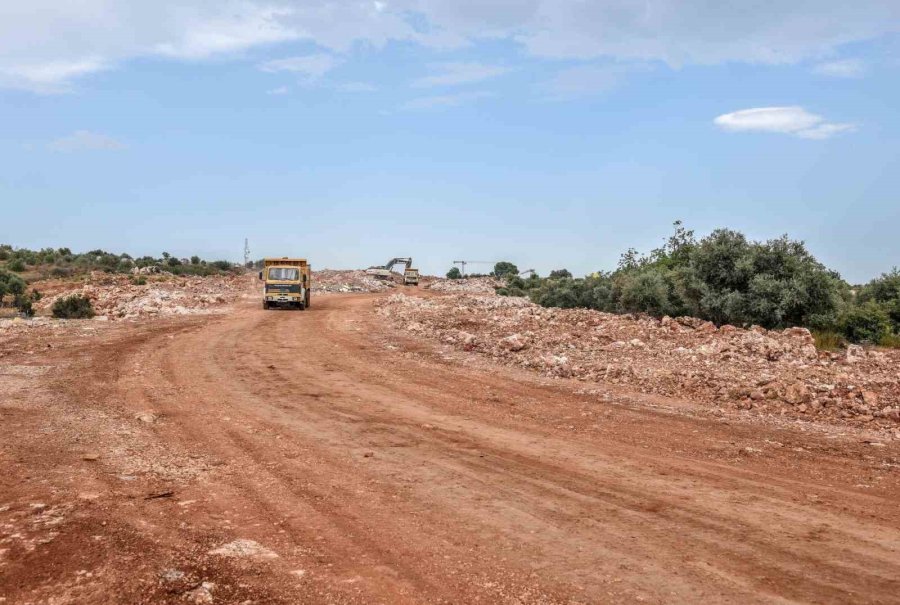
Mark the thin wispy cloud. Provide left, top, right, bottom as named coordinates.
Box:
left=813, top=59, right=866, bottom=78
left=402, top=91, right=493, bottom=110
left=714, top=107, right=856, bottom=140
left=266, top=86, right=289, bottom=95
left=153, top=6, right=296, bottom=60
left=258, top=53, right=341, bottom=79
left=48, top=130, right=126, bottom=152
left=2, top=58, right=107, bottom=94
left=412, top=62, right=509, bottom=87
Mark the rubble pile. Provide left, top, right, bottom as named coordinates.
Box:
left=426, top=277, right=501, bottom=294
left=312, top=270, right=396, bottom=293
left=378, top=293, right=900, bottom=428
left=35, top=272, right=248, bottom=320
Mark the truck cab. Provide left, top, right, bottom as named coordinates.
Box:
left=404, top=268, right=420, bottom=286
left=259, top=258, right=311, bottom=310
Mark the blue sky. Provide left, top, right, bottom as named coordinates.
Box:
left=1, top=1, right=898, bottom=283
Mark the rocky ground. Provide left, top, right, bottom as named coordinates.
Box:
left=0, top=269, right=401, bottom=330
left=425, top=276, right=500, bottom=294
left=378, top=290, right=900, bottom=435
left=311, top=269, right=397, bottom=293
left=3, top=289, right=900, bottom=603
left=31, top=271, right=251, bottom=321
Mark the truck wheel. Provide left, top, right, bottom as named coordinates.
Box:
left=305, top=293, right=311, bottom=309
left=263, top=301, right=269, bottom=310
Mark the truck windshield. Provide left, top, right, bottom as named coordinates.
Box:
left=268, top=268, right=299, bottom=280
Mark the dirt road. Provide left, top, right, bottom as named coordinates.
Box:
left=2, top=293, right=900, bottom=604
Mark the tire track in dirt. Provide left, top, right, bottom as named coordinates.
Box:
left=3, top=293, right=900, bottom=604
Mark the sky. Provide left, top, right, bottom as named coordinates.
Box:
left=1, top=1, right=899, bottom=283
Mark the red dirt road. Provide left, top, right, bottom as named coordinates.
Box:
left=2, top=293, right=899, bottom=604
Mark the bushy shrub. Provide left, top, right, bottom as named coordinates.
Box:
left=51, top=295, right=95, bottom=319
left=619, top=269, right=680, bottom=317
left=836, top=302, right=891, bottom=344
left=446, top=267, right=461, bottom=279
left=858, top=269, right=900, bottom=332
left=549, top=269, right=572, bottom=279
left=0, top=269, right=26, bottom=305
left=7, top=259, right=26, bottom=272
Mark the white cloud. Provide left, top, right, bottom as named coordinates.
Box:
left=0, top=1, right=897, bottom=92
left=0, top=58, right=108, bottom=94
left=153, top=6, right=297, bottom=59
left=267, top=86, right=289, bottom=95
left=713, top=107, right=856, bottom=139
left=813, top=58, right=866, bottom=78
left=402, top=91, right=493, bottom=110
left=48, top=130, right=126, bottom=152
left=412, top=62, right=510, bottom=87
left=258, top=53, right=341, bottom=79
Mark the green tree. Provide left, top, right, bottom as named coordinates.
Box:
left=446, top=267, right=462, bottom=279
left=493, top=261, right=519, bottom=278
left=549, top=269, right=572, bottom=279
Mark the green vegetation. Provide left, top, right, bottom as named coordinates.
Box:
left=0, top=244, right=237, bottom=279
left=446, top=267, right=462, bottom=280
left=548, top=269, right=572, bottom=279
left=0, top=243, right=238, bottom=318
left=812, top=331, right=844, bottom=351
left=0, top=269, right=26, bottom=304
left=51, top=294, right=96, bottom=319
left=491, top=222, right=900, bottom=348
left=492, top=261, right=519, bottom=278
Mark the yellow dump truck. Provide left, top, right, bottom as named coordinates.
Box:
left=259, top=258, right=311, bottom=310
left=403, top=268, right=420, bottom=286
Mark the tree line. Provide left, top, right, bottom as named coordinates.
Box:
left=447, top=222, right=900, bottom=348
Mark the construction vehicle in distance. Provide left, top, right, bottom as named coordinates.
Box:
left=366, top=257, right=412, bottom=280
left=259, top=258, right=311, bottom=310
left=403, top=267, right=420, bottom=286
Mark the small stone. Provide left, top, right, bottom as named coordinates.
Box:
left=82, top=453, right=100, bottom=461
left=861, top=391, right=879, bottom=407
left=209, top=539, right=278, bottom=560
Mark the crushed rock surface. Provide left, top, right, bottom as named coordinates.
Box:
left=31, top=271, right=249, bottom=321
left=378, top=292, right=900, bottom=431
left=426, top=277, right=501, bottom=294
left=312, top=269, right=397, bottom=293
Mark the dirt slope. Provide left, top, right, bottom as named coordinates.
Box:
left=2, top=293, right=899, bottom=604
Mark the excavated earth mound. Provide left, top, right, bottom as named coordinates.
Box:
left=426, top=277, right=501, bottom=294
left=377, top=293, right=900, bottom=431
left=312, top=269, right=396, bottom=293
left=32, top=271, right=249, bottom=321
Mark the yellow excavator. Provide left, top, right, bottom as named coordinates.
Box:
left=366, top=257, right=412, bottom=280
